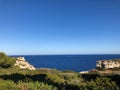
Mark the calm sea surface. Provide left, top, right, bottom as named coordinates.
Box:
left=13, top=55, right=120, bottom=72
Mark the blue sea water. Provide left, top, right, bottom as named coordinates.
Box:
left=14, top=55, right=120, bottom=72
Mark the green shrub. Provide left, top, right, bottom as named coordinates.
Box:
left=17, top=81, right=58, bottom=90
left=0, top=52, right=16, bottom=68
left=0, top=79, right=18, bottom=90
left=46, top=73, right=64, bottom=84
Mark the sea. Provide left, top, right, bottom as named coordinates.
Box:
left=13, top=54, right=120, bottom=72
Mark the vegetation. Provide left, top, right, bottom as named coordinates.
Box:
left=0, top=52, right=120, bottom=90
left=0, top=68, right=119, bottom=90
left=0, top=52, right=16, bottom=68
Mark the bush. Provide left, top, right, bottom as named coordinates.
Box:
left=85, top=77, right=119, bottom=90
left=46, top=73, right=64, bottom=84
left=17, top=81, right=58, bottom=90
left=0, top=79, right=18, bottom=90
left=0, top=52, right=16, bottom=68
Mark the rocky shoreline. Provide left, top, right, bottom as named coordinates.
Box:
left=14, top=57, right=35, bottom=70
left=14, top=57, right=120, bottom=74
left=80, top=59, right=120, bottom=74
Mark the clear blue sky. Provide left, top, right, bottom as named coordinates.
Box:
left=0, top=0, right=120, bottom=55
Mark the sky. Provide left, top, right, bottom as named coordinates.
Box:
left=0, top=0, right=120, bottom=55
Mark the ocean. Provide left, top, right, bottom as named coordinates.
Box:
left=14, top=54, right=120, bottom=72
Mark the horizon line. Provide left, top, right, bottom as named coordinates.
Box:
left=9, top=53, right=120, bottom=56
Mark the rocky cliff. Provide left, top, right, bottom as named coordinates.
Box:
left=14, top=57, right=35, bottom=70
left=96, top=59, right=120, bottom=69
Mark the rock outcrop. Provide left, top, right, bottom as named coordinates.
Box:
left=96, top=59, right=120, bottom=69
left=14, top=57, right=35, bottom=70
left=79, top=71, right=88, bottom=74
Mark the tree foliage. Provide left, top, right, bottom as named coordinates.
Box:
left=0, top=52, right=16, bottom=68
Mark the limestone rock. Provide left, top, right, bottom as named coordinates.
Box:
left=96, top=59, right=120, bottom=69
left=79, top=71, right=88, bottom=74
left=14, top=57, right=35, bottom=70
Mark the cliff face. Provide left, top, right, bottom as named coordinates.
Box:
left=14, top=57, right=35, bottom=70
left=96, top=59, right=120, bottom=69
